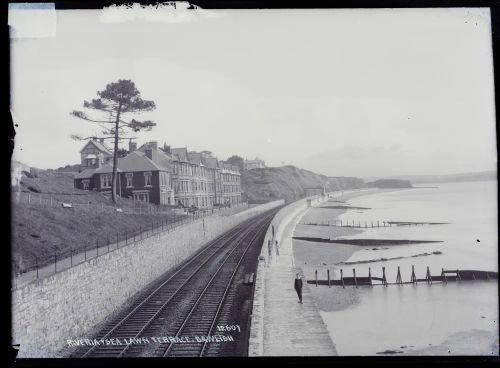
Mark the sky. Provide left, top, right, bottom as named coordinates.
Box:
left=9, top=6, right=498, bottom=177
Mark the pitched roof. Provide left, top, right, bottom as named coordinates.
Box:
left=74, top=168, right=97, bottom=179
left=80, top=139, right=113, bottom=155
left=137, top=143, right=172, bottom=171
left=94, top=164, right=123, bottom=174
left=202, top=156, right=218, bottom=169
left=155, top=149, right=173, bottom=171
left=94, top=151, right=164, bottom=174
left=171, top=147, right=189, bottom=162
left=188, top=152, right=202, bottom=165
left=107, top=151, right=167, bottom=173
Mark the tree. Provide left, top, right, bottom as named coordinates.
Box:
left=116, top=148, right=129, bottom=158
left=71, top=80, right=156, bottom=203
left=226, top=155, right=245, bottom=172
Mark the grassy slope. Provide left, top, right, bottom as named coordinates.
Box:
left=241, top=165, right=366, bottom=203
left=12, top=169, right=185, bottom=273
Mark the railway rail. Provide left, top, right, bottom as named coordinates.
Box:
left=72, top=207, right=278, bottom=358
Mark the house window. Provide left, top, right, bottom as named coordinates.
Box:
left=82, top=180, right=90, bottom=190
left=101, top=174, right=111, bottom=188
left=126, top=173, right=133, bottom=188
left=133, top=192, right=149, bottom=203
left=144, top=172, right=152, bottom=187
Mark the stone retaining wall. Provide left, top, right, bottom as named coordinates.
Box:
left=12, top=199, right=284, bottom=358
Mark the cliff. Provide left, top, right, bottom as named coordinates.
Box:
left=241, top=165, right=366, bottom=203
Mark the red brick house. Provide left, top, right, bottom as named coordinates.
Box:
left=74, top=141, right=174, bottom=205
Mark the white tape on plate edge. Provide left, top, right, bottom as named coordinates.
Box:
left=8, top=3, right=56, bottom=39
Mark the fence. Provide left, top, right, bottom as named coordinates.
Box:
left=12, top=191, right=177, bottom=215
left=12, top=201, right=251, bottom=286
left=12, top=191, right=250, bottom=215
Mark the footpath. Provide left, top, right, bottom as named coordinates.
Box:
left=249, top=197, right=337, bottom=356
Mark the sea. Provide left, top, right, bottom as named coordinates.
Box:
left=319, top=180, right=498, bottom=355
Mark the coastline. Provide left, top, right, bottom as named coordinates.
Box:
left=292, top=185, right=499, bottom=356
left=292, top=189, right=392, bottom=312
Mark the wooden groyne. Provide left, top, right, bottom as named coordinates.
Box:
left=302, top=220, right=448, bottom=228
left=307, top=266, right=498, bottom=287
left=293, top=236, right=443, bottom=246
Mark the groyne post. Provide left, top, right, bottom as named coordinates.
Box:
left=396, top=266, right=402, bottom=285
left=353, top=268, right=358, bottom=288
left=315, top=270, right=318, bottom=287
left=341, top=269, right=345, bottom=288
left=327, top=269, right=331, bottom=288
left=368, top=267, right=372, bottom=287
left=426, top=266, right=432, bottom=284
left=441, top=268, right=447, bottom=284
left=411, top=265, right=417, bottom=284
left=456, top=269, right=461, bottom=281
left=382, top=267, right=387, bottom=286
left=96, top=240, right=99, bottom=257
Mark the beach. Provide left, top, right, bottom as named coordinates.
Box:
left=292, top=189, right=386, bottom=312
left=292, top=184, right=499, bottom=356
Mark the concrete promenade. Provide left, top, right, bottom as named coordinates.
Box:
left=250, top=197, right=337, bottom=356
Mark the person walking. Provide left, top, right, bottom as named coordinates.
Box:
left=294, top=273, right=303, bottom=304
left=275, top=239, right=279, bottom=256
left=268, top=239, right=272, bottom=257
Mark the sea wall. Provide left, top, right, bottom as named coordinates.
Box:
left=12, top=199, right=284, bottom=358
left=248, top=189, right=369, bottom=355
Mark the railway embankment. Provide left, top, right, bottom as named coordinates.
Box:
left=12, top=200, right=284, bottom=358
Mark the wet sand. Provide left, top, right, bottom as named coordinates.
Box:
left=292, top=188, right=499, bottom=356
left=292, top=190, right=382, bottom=312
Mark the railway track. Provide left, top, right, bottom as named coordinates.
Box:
left=72, top=208, right=278, bottom=358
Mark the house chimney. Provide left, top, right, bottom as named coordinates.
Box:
left=145, top=141, right=158, bottom=162
left=99, top=138, right=104, bottom=144
left=163, top=142, right=171, bottom=154
left=129, top=140, right=137, bottom=153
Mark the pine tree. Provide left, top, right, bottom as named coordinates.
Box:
left=71, top=80, right=156, bottom=203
